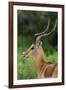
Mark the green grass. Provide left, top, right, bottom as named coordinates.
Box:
left=17, top=48, right=37, bottom=79
left=46, top=51, right=58, bottom=64
left=17, top=36, right=58, bottom=80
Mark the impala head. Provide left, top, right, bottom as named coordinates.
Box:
left=22, top=18, right=57, bottom=61
left=22, top=42, right=42, bottom=59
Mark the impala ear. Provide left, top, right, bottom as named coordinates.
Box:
left=36, top=41, right=42, bottom=48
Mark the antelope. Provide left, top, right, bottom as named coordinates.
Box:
left=22, top=18, right=58, bottom=79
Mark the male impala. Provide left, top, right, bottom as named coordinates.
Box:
left=22, top=18, right=58, bottom=79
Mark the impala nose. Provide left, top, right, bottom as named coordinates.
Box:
left=22, top=52, right=26, bottom=63
left=22, top=52, right=25, bottom=58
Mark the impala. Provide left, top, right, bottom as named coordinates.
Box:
left=22, top=18, right=58, bottom=79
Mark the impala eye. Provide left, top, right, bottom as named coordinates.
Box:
left=31, top=47, right=34, bottom=50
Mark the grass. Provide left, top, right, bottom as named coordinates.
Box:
left=17, top=36, right=58, bottom=80
left=17, top=47, right=37, bottom=79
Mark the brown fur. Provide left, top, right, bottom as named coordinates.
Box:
left=23, top=44, right=58, bottom=78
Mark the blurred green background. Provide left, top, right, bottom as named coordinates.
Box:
left=17, top=10, right=58, bottom=80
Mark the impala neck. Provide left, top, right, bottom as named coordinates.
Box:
left=32, top=46, right=46, bottom=77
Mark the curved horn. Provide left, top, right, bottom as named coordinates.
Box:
left=35, top=17, right=50, bottom=36
left=36, top=19, right=57, bottom=44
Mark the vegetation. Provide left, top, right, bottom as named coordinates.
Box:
left=17, top=10, right=58, bottom=80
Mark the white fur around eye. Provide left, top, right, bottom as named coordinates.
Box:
left=31, top=47, right=34, bottom=50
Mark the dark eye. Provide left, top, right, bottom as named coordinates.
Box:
left=31, top=47, right=34, bottom=50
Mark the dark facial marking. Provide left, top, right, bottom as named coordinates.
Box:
left=31, top=46, right=34, bottom=50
